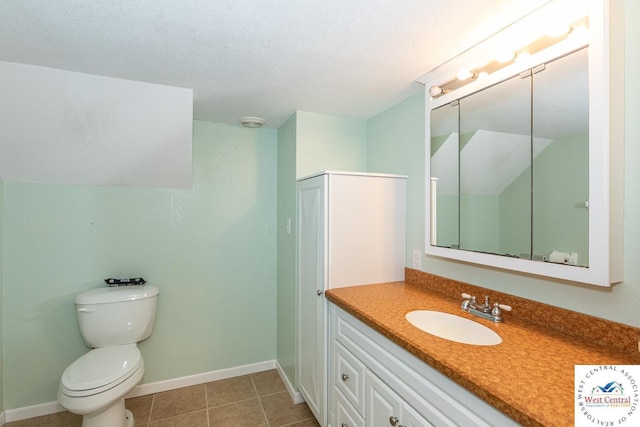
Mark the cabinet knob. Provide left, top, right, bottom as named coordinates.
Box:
left=341, top=373, right=349, bottom=381
left=317, top=290, right=323, bottom=296
left=389, top=416, right=399, bottom=426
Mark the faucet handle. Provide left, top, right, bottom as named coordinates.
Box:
left=497, top=303, right=512, bottom=312
left=491, top=302, right=512, bottom=317
left=460, top=293, right=473, bottom=311
left=462, top=293, right=478, bottom=303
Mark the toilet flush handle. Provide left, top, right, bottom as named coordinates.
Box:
left=77, top=307, right=94, bottom=313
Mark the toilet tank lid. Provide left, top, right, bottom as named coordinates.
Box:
left=75, top=284, right=159, bottom=305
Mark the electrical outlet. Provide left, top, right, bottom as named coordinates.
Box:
left=412, top=250, right=422, bottom=269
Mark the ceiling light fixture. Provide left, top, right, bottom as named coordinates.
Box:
left=239, top=116, right=265, bottom=128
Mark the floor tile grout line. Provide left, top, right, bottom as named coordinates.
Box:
left=280, top=417, right=317, bottom=427
left=251, top=373, right=272, bottom=427
left=147, top=394, right=156, bottom=426
left=204, top=381, right=211, bottom=427
left=145, top=408, right=209, bottom=424
left=208, top=395, right=263, bottom=409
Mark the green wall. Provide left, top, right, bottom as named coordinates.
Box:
left=366, top=92, right=425, bottom=265
left=0, top=175, right=4, bottom=414
left=2, top=121, right=278, bottom=409
left=499, top=165, right=533, bottom=257
left=532, top=134, right=589, bottom=262
left=276, top=114, right=297, bottom=386
left=276, top=111, right=367, bottom=390
left=295, top=111, right=367, bottom=178
left=460, top=195, right=499, bottom=253
left=365, top=0, right=640, bottom=327
left=499, top=134, right=589, bottom=261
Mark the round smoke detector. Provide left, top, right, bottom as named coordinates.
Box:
left=239, top=116, right=265, bottom=128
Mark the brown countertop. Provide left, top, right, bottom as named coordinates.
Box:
left=325, top=269, right=640, bottom=427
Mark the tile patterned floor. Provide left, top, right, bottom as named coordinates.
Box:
left=6, top=370, right=319, bottom=427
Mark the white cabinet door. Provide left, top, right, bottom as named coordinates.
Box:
left=366, top=371, right=402, bottom=427
left=366, top=371, right=433, bottom=427
left=402, top=405, right=434, bottom=427
left=336, top=389, right=365, bottom=427
left=334, top=342, right=366, bottom=414
left=297, top=176, right=327, bottom=425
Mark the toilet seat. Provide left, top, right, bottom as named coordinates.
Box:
left=60, top=344, right=141, bottom=397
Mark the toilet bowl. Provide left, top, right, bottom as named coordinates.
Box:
left=58, top=285, right=159, bottom=427
left=58, top=344, right=143, bottom=426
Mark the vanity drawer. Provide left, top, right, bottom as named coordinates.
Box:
left=335, top=388, right=365, bottom=427
left=335, top=341, right=366, bottom=415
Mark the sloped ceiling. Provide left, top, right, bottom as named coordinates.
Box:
left=430, top=130, right=552, bottom=196
left=0, top=0, right=550, bottom=128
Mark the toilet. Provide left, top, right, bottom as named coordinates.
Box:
left=58, top=284, right=159, bottom=427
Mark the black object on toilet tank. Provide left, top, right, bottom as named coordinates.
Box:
left=104, top=277, right=147, bottom=287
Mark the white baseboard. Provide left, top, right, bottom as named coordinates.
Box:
left=4, top=401, right=67, bottom=423
left=275, top=360, right=305, bottom=404
left=126, top=359, right=276, bottom=398
left=5, top=359, right=278, bottom=423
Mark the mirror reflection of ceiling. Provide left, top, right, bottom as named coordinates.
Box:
left=432, top=131, right=552, bottom=195
left=431, top=47, right=587, bottom=196
left=533, top=47, right=589, bottom=140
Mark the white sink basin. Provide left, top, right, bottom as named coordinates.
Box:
left=405, top=310, right=502, bottom=346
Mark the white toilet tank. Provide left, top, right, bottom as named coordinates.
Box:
left=75, top=284, right=159, bottom=348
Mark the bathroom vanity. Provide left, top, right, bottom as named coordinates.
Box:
left=325, top=269, right=640, bottom=426
left=329, top=305, right=516, bottom=427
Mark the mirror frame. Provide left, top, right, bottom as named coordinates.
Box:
left=418, top=0, right=623, bottom=287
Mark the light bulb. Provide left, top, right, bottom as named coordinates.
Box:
left=496, top=51, right=515, bottom=63
left=515, top=52, right=530, bottom=64
left=568, top=25, right=589, bottom=44
left=547, top=24, right=571, bottom=38
left=429, top=86, right=444, bottom=97
left=457, top=68, right=474, bottom=81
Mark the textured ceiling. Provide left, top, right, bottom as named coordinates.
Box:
left=0, top=0, right=550, bottom=128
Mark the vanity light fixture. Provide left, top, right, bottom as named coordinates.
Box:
left=428, top=13, right=589, bottom=100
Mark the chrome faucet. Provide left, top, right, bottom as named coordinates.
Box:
left=461, top=293, right=512, bottom=322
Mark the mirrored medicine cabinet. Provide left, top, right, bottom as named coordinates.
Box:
left=418, top=0, right=623, bottom=286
